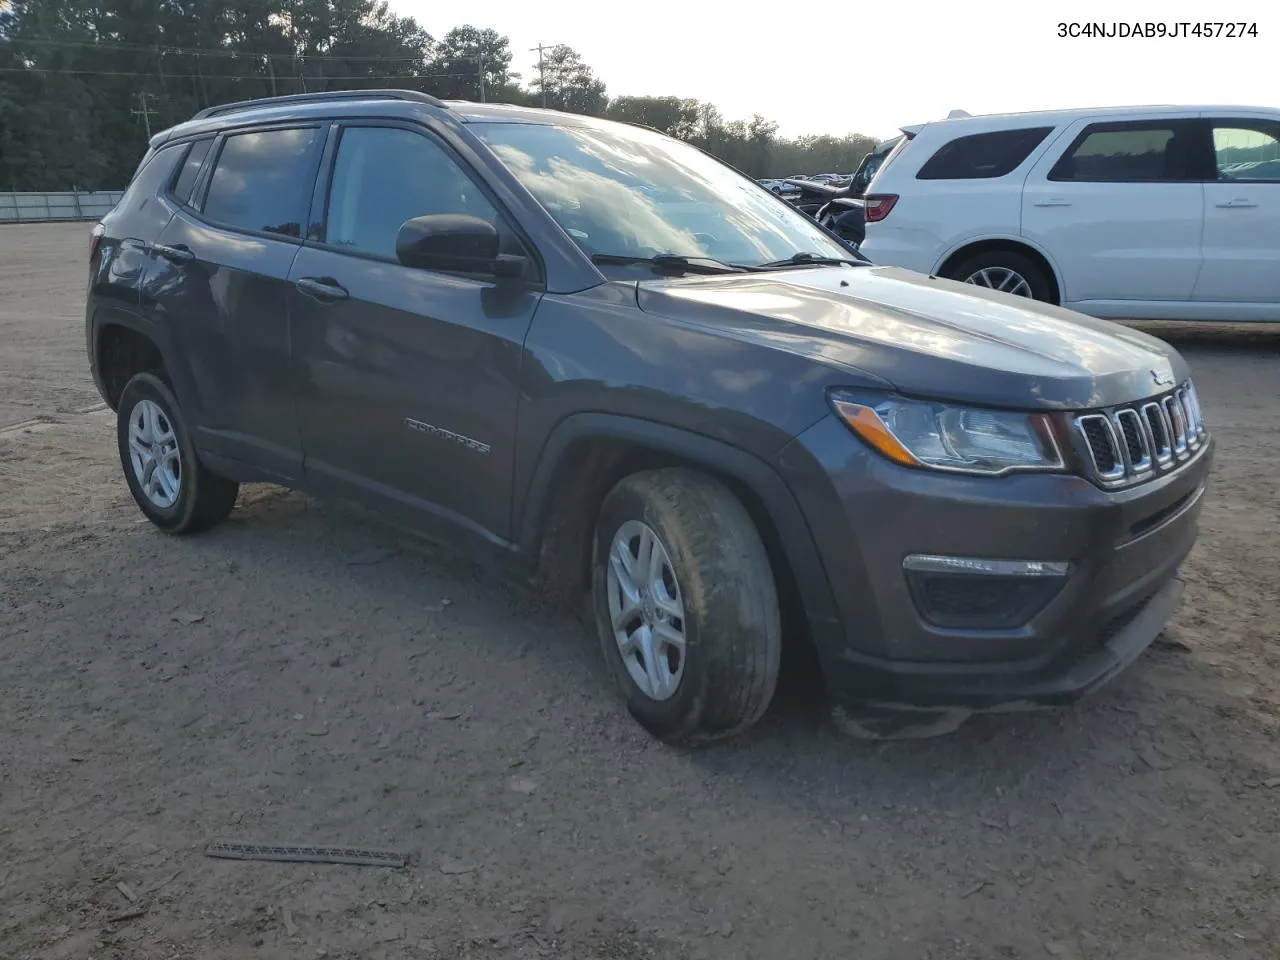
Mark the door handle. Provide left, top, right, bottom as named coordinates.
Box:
left=1033, top=198, right=1072, bottom=207
left=1214, top=198, right=1257, bottom=208
left=153, top=242, right=194, bottom=263
left=295, top=276, right=350, bottom=302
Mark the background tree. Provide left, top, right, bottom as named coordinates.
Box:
left=0, top=0, right=877, bottom=190
left=430, top=25, right=513, bottom=101
left=530, top=44, right=606, bottom=116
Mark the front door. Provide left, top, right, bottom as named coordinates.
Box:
left=1022, top=117, right=1206, bottom=311
left=1194, top=116, right=1280, bottom=316
left=288, top=122, right=542, bottom=544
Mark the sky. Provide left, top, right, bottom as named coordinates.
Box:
left=397, top=0, right=1273, bottom=140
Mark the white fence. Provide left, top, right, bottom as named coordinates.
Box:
left=0, top=191, right=124, bottom=223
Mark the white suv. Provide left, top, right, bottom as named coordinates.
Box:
left=859, top=106, right=1280, bottom=322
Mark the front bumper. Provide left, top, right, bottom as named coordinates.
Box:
left=778, top=415, right=1212, bottom=709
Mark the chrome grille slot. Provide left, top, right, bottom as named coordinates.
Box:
left=1076, top=414, right=1124, bottom=481
left=1164, top=395, right=1189, bottom=457
left=1142, top=401, right=1172, bottom=464
left=1114, top=408, right=1151, bottom=473
left=1177, top=388, right=1200, bottom=447
left=1186, top=383, right=1207, bottom=439
left=1074, top=379, right=1206, bottom=487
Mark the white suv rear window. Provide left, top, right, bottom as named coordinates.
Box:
left=916, top=127, right=1054, bottom=180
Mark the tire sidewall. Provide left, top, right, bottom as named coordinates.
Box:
left=116, top=372, right=202, bottom=532
left=952, top=251, right=1052, bottom=302
left=591, top=483, right=711, bottom=739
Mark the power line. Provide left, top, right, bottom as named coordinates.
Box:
left=3, top=34, right=436, bottom=62
left=3, top=35, right=502, bottom=68
left=0, top=66, right=482, bottom=80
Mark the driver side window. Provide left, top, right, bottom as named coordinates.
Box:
left=324, top=126, right=509, bottom=261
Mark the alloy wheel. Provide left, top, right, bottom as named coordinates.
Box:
left=964, top=266, right=1033, bottom=298
left=127, top=398, right=182, bottom=509
left=606, top=519, right=687, bottom=701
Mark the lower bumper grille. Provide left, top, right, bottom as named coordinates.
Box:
left=906, top=570, right=1064, bottom=630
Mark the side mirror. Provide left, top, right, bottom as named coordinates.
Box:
left=395, top=214, right=525, bottom=279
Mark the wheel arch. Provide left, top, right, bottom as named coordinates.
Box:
left=934, top=236, right=1063, bottom=305
left=516, top=413, right=847, bottom=662
left=91, top=307, right=198, bottom=414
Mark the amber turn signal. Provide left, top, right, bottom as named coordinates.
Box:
left=830, top=398, right=921, bottom=467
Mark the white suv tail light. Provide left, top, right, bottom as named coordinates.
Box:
left=863, top=194, right=898, bottom=223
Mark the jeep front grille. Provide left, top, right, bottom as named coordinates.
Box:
left=1073, top=381, right=1206, bottom=487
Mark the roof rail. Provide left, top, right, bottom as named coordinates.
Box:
left=192, top=89, right=445, bottom=121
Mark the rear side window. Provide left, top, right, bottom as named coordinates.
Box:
left=202, top=127, right=323, bottom=238
left=170, top=138, right=214, bottom=205
left=1212, top=120, right=1280, bottom=182
left=1049, top=121, right=1202, bottom=182
left=916, top=127, right=1053, bottom=180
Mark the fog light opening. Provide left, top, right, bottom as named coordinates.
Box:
left=902, top=554, right=1070, bottom=630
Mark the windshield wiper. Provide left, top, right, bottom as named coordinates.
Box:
left=754, top=252, right=866, bottom=269
left=590, top=253, right=758, bottom=274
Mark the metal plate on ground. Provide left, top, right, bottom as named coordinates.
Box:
left=204, top=840, right=408, bottom=868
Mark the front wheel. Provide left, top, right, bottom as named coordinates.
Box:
left=591, top=468, right=782, bottom=745
left=116, top=372, right=240, bottom=533
left=946, top=250, right=1054, bottom=303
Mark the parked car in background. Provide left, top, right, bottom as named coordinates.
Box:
left=859, top=105, right=1280, bottom=322
left=849, top=135, right=906, bottom=196
left=758, top=177, right=801, bottom=197
left=86, top=90, right=1209, bottom=744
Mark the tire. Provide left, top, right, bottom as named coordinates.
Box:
left=116, top=371, right=239, bottom=534
left=946, top=249, right=1054, bottom=303
left=591, top=468, right=781, bottom=745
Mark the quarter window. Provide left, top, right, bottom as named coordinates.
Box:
left=916, top=127, right=1053, bottom=180
left=113, top=144, right=185, bottom=218
left=202, top=128, right=323, bottom=237
left=1213, top=122, right=1280, bottom=182
left=323, top=126, right=503, bottom=261
left=170, top=138, right=213, bottom=206
left=1049, top=121, right=1202, bottom=182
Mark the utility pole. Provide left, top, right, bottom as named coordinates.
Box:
left=131, top=92, right=158, bottom=139
left=477, top=54, right=486, bottom=102
left=529, top=43, right=554, bottom=108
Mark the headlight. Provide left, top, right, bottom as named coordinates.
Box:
left=829, top=391, right=1064, bottom=476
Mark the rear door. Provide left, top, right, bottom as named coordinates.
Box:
left=143, top=124, right=326, bottom=480
left=1021, top=116, right=1207, bottom=310
left=1194, top=115, right=1280, bottom=312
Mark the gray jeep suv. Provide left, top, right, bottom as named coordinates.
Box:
left=86, top=90, right=1211, bottom=743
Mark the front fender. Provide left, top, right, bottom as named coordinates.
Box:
left=516, top=412, right=846, bottom=655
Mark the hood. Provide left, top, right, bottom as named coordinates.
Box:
left=634, top=265, right=1188, bottom=410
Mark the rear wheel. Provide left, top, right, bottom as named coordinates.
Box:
left=947, top=249, right=1053, bottom=303
left=116, top=372, right=239, bottom=533
left=591, top=468, right=782, bottom=745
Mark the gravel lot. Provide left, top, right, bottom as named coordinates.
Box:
left=2, top=222, right=1279, bottom=960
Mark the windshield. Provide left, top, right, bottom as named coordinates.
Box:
left=470, top=119, right=851, bottom=268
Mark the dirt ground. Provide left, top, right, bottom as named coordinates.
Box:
left=2, top=222, right=1279, bottom=960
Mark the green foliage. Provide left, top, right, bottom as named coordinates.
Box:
left=528, top=43, right=606, bottom=117
left=0, top=0, right=876, bottom=189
